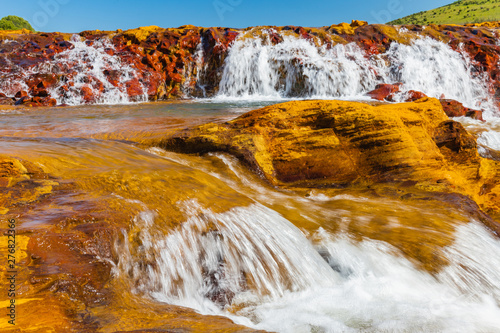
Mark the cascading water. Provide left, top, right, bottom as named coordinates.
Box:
left=217, top=30, right=381, bottom=100
left=45, top=35, right=147, bottom=105
left=114, top=198, right=500, bottom=332
left=385, top=37, right=494, bottom=112
left=215, top=31, right=497, bottom=118
left=0, top=35, right=148, bottom=105
left=183, top=38, right=207, bottom=97
left=115, top=201, right=340, bottom=313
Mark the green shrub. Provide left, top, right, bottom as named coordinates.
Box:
left=0, top=16, right=34, bottom=32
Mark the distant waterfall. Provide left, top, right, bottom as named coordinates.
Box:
left=45, top=36, right=148, bottom=105
left=0, top=35, right=148, bottom=105
left=216, top=31, right=495, bottom=116
left=218, top=31, right=381, bottom=99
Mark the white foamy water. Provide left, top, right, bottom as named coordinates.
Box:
left=115, top=198, right=500, bottom=332
left=183, top=38, right=207, bottom=97
left=214, top=32, right=498, bottom=118
left=385, top=38, right=495, bottom=114
left=218, top=31, right=381, bottom=100
left=0, top=35, right=147, bottom=105
left=478, top=130, right=500, bottom=152
left=237, top=224, right=500, bottom=333
left=115, top=202, right=339, bottom=313
left=43, top=35, right=147, bottom=105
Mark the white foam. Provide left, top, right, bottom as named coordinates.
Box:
left=114, top=197, right=500, bottom=332
left=115, top=202, right=339, bottom=313
left=44, top=35, right=147, bottom=105
left=234, top=224, right=500, bottom=333
left=213, top=32, right=498, bottom=118
left=478, top=130, right=500, bottom=152
left=386, top=38, right=496, bottom=117
left=217, top=31, right=381, bottom=100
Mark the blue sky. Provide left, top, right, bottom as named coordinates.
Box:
left=1, top=0, right=452, bottom=32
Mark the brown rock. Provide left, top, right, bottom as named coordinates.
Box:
left=15, top=90, right=28, bottom=98
left=405, top=90, right=427, bottom=102
left=439, top=99, right=484, bottom=120
left=433, top=120, right=477, bottom=153
left=367, top=83, right=402, bottom=101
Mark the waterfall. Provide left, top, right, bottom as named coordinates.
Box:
left=215, top=32, right=497, bottom=117
left=45, top=35, right=148, bottom=105
left=238, top=223, right=500, bottom=332
left=385, top=38, right=494, bottom=112
left=183, top=38, right=207, bottom=97
left=0, top=35, right=148, bottom=105
left=217, top=30, right=381, bottom=100
left=115, top=201, right=340, bottom=312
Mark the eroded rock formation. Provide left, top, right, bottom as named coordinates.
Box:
left=151, top=98, right=500, bottom=234
left=0, top=21, right=499, bottom=111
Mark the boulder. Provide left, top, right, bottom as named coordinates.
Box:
left=404, top=90, right=427, bottom=102
left=367, top=83, right=402, bottom=101
left=152, top=98, right=500, bottom=226
left=439, top=99, right=484, bottom=120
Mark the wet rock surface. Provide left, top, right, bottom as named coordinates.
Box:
left=152, top=98, right=500, bottom=233
left=0, top=151, right=264, bottom=332
left=0, top=21, right=500, bottom=109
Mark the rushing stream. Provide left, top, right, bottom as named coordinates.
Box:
left=2, top=100, right=500, bottom=332
left=2, top=27, right=500, bottom=332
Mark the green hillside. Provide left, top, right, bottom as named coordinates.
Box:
left=0, top=15, right=34, bottom=31
left=389, top=0, right=500, bottom=25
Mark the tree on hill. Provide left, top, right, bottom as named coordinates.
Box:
left=0, top=16, right=35, bottom=32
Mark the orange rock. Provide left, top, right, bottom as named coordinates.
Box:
left=405, top=90, right=427, bottom=102
left=152, top=98, right=500, bottom=226
left=80, top=85, right=94, bottom=103
left=439, top=99, right=484, bottom=121
left=367, top=83, right=402, bottom=101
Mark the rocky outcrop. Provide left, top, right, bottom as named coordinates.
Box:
left=365, top=85, right=484, bottom=120
left=151, top=98, right=500, bottom=227
left=143, top=98, right=500, bottom=273
left=1, top=21, right=500, bottom=107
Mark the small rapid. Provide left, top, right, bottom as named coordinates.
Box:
left=115, top=201, right=500, bottom=333
left=111, top=149, right=500, bottom=333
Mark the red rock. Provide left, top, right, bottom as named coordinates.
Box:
left=269, top=31, right=284, bottom=45
left=20, top=96, right=57, bottom=107
left=405, top=90, right=427, bottom=102
left=125, top=78, right=144, bottom=98
left=80, top=85, right=94, bottom=103
left=439, top=99, right=484, bottom=121
left=367, top=83, right=402, bottom=101
left=223, top=29, right=239, bottom=44
left=179, top=33, right=201, bottom=50
left=103, top=69, right=122, bottom=87
left=104, top=47, right=115, bottom=56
